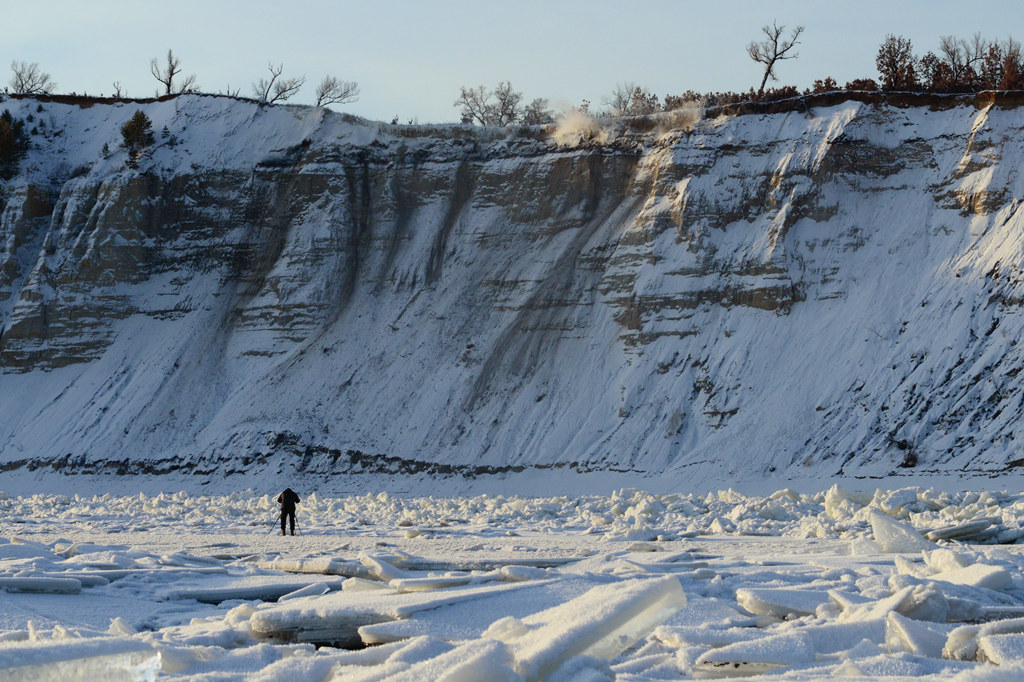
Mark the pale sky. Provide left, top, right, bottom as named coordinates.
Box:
left=4, top=1, right=1022, bottom=123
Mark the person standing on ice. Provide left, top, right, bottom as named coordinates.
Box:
left=277, top=488, right=300, bottom=536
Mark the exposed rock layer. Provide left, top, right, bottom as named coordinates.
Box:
left=2, top=93, right=1024, bottom=490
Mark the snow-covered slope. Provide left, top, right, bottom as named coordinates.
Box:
left=2, top=92, right=1024, bottom=492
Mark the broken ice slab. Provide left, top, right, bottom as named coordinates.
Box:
left=341, top=577, right=390, bottom=592
left=30, top=572, right=109, bottom=587
left=328, top=635, right=456, bottom=672
left=924, top=518, right=997, bottom=542
left=977, top=632, right=1024, bottom=665
left=885, top=611, right=951, bottom=658
left=360, top=554, right=415, bottom=582
left=162, top=578, right=344, bottom=604
left=343, top=638, right=519, bottom=682
left=692, top=620, right=885, bottom=678
left=0, top=540, right=62, bottom=562
left=658, top=594, right=764, bottom=630
left=30, top=567, right=227, bottom=584
left=735, top=588, right=832, bottom=619
left=487, top=575, right=685, bottom=681
left=358, top=576, right=597, bottom=645
left=653, top=625, right=766, bottom=649
left=944, top=617, right=1024, bottom=660
left=253, top=558, right=370, bottom=578
left=837, top=585, right=952, bottom=624
left=388, top=574, right=480, bottom=593
left=387, top=557, right=576, bottom=572
left=868, top=511, right=935, bottom=553
left=0, top=637, right=157, bottom=681
left=929, top=563, right=1013, bottom=591
left=975, top=606, right=1024, bottom=622
left=692, top=631, right=810, bottom=678
left=0, top=577, right=81, bottom=594
left=278, top=583, right=331, bottom=602
left=250, top=580, right=542, bottom=648
left=996, top=527, right=1024, bottom=544
left=387, top=565, right=539, bottom=593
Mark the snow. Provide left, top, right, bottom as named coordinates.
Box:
left=0, top=637, right=158, bottom=681
left=6, top=97, right=1024, bottom=496
left=0, top=487, right=1022, bottom=679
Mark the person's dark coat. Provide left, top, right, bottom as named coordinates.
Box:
left=277, top=488, right=300, bottom=535
left=278, top=488, right=300, bottom=510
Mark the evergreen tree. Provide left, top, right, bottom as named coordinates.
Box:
left=0, top=109, right=29, bottom=179
left=121, top=110, right=154, bottom=167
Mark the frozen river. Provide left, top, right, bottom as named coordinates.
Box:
left=2, top=487, right=1024, bottom=679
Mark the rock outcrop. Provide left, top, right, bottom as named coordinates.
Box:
left=2, top=93, right=1024, bottom=491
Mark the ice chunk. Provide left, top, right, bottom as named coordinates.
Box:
left=162, top=579, right=343, bottom=604
left=735, top=588, right=831, bottom=619
left=358, top=577, right=596, bottom=645
left=930, top=564, right=1013, bottom=591
left=34, top=571, right=109, bottom=587
left=868, top=511, right=935, bottom=553
left=357, top=638, right=520, bottom=682
left=500, top=566, right=546, bottom=582
left=839, top=586, right=915, bottom=623
left=390, top=575, right=478, bottom=593
left=329, top=635, right=455, bottom=671
left=895, top=583, right=949, bottom=623
left=108, top=617, right=138, bottom=637
left=827, top=590, right=873, bottom=612
left=848, top=537, right=884, bottom=555
left=824, top=485, right=870, bottom=521
left=0, top=541, right=61, bottom=562
left=0, top=637, right=157, bottom=681
left=61, top=542, right=130, bottom=558
left=251, top=580, right=540, bottom=648
left=874, top=488, right=919, bottom=514
left=693, top=631, right=812, bottom=677
left=489, top=575, right=684, bottom=680
left=922, top=548, right=972, bottom=573
left=693, top=621, right=885, bottom=677
left=978, top=633, right=1024, bottom=665
left=944, top=617, right=1024, bottom=660
left=278, top=583, right=331, bottom=602
left=838, top=584, right=951, bottom=624
left=894, top=555, right=930, bottom=578
left=653, top=625, right=765, bottom=648
left=342, top=577, right=391, bottom=592
left=254, top=557, right=368, bottom=577
left=0, top=577, right=81, bottom=594
left=361, top=553, right=414, bottom=582
left=924, top=519, right=996, bottom=542
left=885, top=611, right=949, bottom=658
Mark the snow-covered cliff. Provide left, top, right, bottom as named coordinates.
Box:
left=2, top=92, right=1023, bottom=493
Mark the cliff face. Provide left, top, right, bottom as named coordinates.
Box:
left=2, top=94, right=1024, bottom=491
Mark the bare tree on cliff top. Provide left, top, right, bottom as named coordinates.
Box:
left=747, top=22, right=804, bottom=97
left=150, top=50, right=197, bottom=95
left=9, top=61, right=56, bottom=95
left=315, top=76, right=359, bottom=107
left=253, top=63, right=306, bottom=104
left=454, top=82, right=523, bottom=126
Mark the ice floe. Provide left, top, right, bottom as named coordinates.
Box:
left=1, top=486, right=1024, bottom=679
